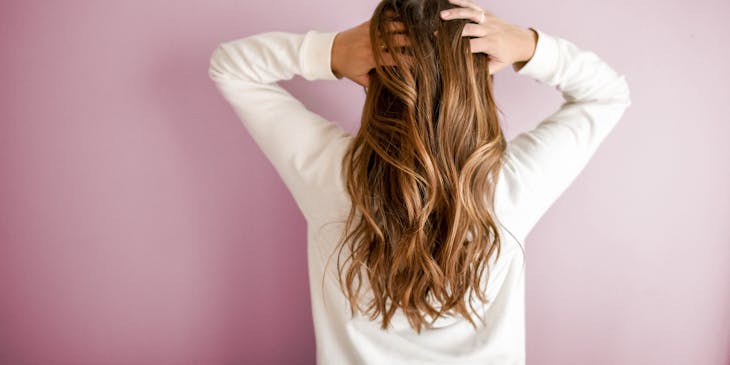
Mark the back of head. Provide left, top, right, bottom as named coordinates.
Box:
left=329, top=0, right=508, bottom=334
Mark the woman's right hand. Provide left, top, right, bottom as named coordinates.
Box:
left=332, top=19, right=408, bottom=88
left=440, top=0, right=538, bottom=75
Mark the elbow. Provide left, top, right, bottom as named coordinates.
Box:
left=597, top=73, right=632, bottom=109
left=208, top=44, right=229, bottom=81
left=208, top=45, right=222, bottom=80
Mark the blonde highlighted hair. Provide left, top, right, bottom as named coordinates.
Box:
left=324, top=0, right=509, bottom=334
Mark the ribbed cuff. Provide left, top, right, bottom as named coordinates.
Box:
left=516, top=27, right=560, bottom=84
left=300, top=30, right=340, bottom=81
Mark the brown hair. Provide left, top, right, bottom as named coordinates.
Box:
left=325, top=0, right=508, bottom=334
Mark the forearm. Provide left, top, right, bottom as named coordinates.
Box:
left=209, top=30, right=339, bottom=84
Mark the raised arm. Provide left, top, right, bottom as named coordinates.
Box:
left=497, top=27, right=632, bottom=243
left=208, top=30, right=352, bottom=221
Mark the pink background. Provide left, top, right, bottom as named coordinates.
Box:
left=1, top=0, right=728, bottom=364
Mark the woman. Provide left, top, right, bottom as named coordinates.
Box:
left=208, top=0, right=631, bottom=363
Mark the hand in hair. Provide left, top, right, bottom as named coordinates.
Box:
left=331, top=19, right=409, bottom=88
left=441, top=0, right=538, bottom=74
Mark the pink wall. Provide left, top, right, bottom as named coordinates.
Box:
left=1, top=0, right=728, bottom=364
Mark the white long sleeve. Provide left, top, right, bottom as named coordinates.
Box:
left=207, top=27, right=631, bottom=239
left=497, top=27, right=632, bottom=243
left=208, top=30, right=350, bottom=222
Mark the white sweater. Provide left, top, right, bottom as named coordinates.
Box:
left=208, top=27, right=631, bottom=365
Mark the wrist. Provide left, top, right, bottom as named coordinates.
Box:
left=512, top=27, right=537, bottom=72
left=519, top=27, right=538, bottom=63
left=331, top=32, right=345, bottom=79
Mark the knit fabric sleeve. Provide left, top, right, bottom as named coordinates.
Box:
left=497, top=27, right=632, bottom=243
left=208, top=30, right=351, bottom=221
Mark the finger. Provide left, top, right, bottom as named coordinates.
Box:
left=440, top=6, right=484, bottom=24
left=384, top=20, right=406, bottom=33
left=379, top=51, right=397, bottom=66
left=379, top=51, right=415, bottom=67
left=381, top=53, right=413, bottom=67
left=447, top=0, right=482, bottom=12
left=377, top=22, right=409, bottom=47
left=375, top=33, right=411, bottom=52
left=461, top=23, right=488, bottom=37
left=385, top=33, right=411, bottom=48
left=384, top=9, right=399, bottom=18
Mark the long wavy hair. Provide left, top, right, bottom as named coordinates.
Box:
left=325, top=0, right=509, bottom=334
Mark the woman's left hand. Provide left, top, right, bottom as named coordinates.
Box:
left=440, top=0, right=537, bottom=75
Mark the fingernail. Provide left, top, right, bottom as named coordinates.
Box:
left=440, top=10, right=450, bottom=18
